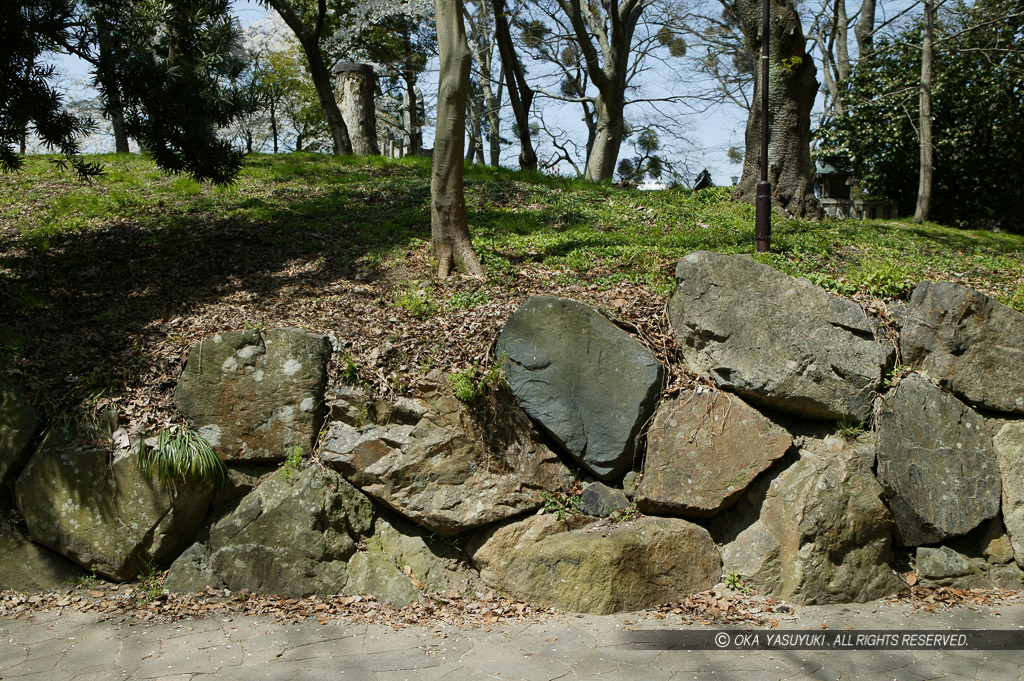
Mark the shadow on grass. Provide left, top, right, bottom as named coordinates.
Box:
left=0, top=171, right=434, bottom=415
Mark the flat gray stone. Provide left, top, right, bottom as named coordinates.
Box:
left=901, top=281, right=1024, bottom=414
left=579, top=482, right=630, bottom=517
left=917, top=546, right=972, bottom=579
left=876, top=375, right=1001, bottom=546
left=175, top=327, right=331, bottom=461
left=498, top=296, right=664, bottom=481
left=636, top=390, right=791, bottom=518
left=321, top=378, right=571, bottom=536
left=668, top=251, right=889, bottom=421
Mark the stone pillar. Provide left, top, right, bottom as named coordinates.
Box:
left=333, top=63, right=379, bottom=156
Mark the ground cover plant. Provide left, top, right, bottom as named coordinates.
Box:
left=1, top=153, right=1022, bottom=431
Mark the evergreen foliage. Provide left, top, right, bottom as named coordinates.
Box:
left=2, top=0, right=246, bottom=184
left=817, top=0, right=1024, bottom=231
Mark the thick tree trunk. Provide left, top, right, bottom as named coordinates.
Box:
left=914, top=0, right=934, bottom=223
left=583, top=94, right=625, bottom=181
left=432, top=0, right=484, bottom=279
left=491, top=0, right=536, bottom=171
left=734, top=0, right=821, bottom=218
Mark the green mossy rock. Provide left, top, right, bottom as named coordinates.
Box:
left=15, top=425, right=213, bottom=581
left=169, top=466, right=480, bottom=605
left=469, top=514, right=721, bottom=614
left=0, top=379, right=36, bottom=487
left=0, top=517, right=77, bottom=592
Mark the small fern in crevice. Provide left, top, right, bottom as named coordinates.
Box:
left=138, top=425, right=228, bottom=489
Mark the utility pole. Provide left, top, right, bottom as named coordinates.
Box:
left=755, top=0, right=772, bottom=253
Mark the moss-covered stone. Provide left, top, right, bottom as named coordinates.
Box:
left=469, top=514, right=721, bottom=614
left=0, top=379, right=36, bottom=488
left=15, top=424, right=213, bottom=581
left=0, top=517, right=77, bottom=592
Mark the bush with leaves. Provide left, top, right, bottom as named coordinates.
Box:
left=816, top=0, right=1024, bottom=231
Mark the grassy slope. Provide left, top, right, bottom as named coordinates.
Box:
left=1, top=153, right=1022, bottom=422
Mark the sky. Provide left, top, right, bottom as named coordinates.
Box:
left=46, top=0, right=747, bottom=186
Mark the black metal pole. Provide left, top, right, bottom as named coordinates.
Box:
left=755, top=0, right=772, bottom=253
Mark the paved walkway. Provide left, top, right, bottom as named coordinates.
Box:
left=3, top=600, right=1023, bottom=681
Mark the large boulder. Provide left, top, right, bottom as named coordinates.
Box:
left=468, top=514, right=721, bottom=614
left=15, top=425, right=213, bottom=581
left=175, top=328, right=332, bottom=462
left=876, top=375, right=1001, bottom=546
left=722, top=434, right=903, bottom=604
left=497, top=296, right=664, bottom=480
left=994, top=421, right=1024, bottom=568
left=0, top=379, right=36, bottom=487
left=636, top=390, right=791, bottom=518
left=901, top=281, right=1024, bottom=414
left=668, top=251, right=888, bottom=421
left=0, top=517, right=78, bottom=592
left=321, top=378, right=572, bottom=536
left=167, top=466, right=479, bottom=604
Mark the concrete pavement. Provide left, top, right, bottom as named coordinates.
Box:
left=3, top=599, right=1023, bottom=680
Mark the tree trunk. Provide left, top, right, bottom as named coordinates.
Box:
left=97, top=19, right=130, bottom=153
left=266, top=0, right=352, bottom=155
left=270, top=99, right=278, bottom=153
left=486, top=85, right=501, bottom=166
left=583, top=94, right=625, bottom=181
left=491, top=0, right=536, bottom=170
left=403, top=71, right=422, bottom=156
left=466, top=87, right=486, bottom=163
left=304, top=39, right=353, bottom=155
left=914, top=0, right=934, bottom=223
left=734, top=0, right=821, bottom=218
left=432, top=0, right=485, bottom=279
left=556, top=0, right=642, bottom=182
left=399, top=25, right=423, bottom=158
left=855, top=0, right=877, bottom=56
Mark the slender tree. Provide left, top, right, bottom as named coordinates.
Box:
left=491, top=0, right=537, bottom=170
left=261, top=0, right=353, bottom=154
left=913, top=0, right=934, bottom=222
left=432, top=0, right=485, bottom=278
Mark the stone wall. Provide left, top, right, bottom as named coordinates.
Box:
left=2, top=254, right=1022, bottom=612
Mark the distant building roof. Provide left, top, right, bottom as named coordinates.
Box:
left=814, top=155, right=854, bottom=176
left=694, top=169, right=714, bottom=190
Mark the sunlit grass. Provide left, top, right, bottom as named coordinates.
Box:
left=2, top=152, right=1022, bottom=310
